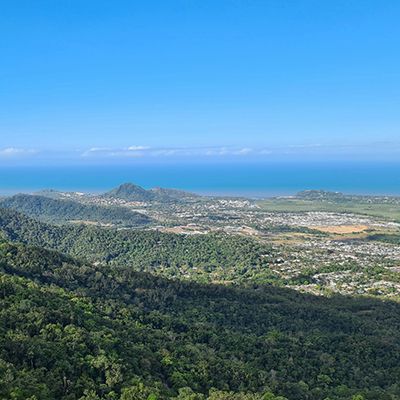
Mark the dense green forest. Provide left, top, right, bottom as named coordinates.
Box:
left=0, top=208, right=279, bottom=284
left=0, top=194, right=152, bottom=227
left=1, top=207, right=400, bottom=399
left=104, top=183, right=198, bottom=203
left=1, top=239, right=400, bottom=399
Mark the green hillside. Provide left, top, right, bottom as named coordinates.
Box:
left=1, top=239, right=400, bottom=399
left=0, top=207, right=278, bottom=284
left=104, top=183, right=198, bottom=203
left=0, top=194, right=151, bottom=227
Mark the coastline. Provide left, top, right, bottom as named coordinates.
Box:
left=1, top=161, right=400, bottom=198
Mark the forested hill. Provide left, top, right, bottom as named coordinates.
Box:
left=104, top=182, right=199, bottom=202
left=1, top=239, right=400, bottom=399
left=0, top=207, right=278, bottom=284
left=0, top=194, right=152, bottom=226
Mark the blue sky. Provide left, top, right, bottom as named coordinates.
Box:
left=0, top=0, right=399, bottom=164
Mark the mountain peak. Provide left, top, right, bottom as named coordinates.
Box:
left=104, top=183, right=153, bottom=201
left=104, top=182, right=199, bottom=202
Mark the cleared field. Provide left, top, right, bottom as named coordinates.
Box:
left=311, top=224, right=369, bottom=234
left=257, top=198, right=400, bottom=222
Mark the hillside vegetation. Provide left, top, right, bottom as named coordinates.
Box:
left=0, top=208, right=278, bottom=284
left=1, top=239, right=400, bottom=399
left=0, top=194, right=151, bottom=227
left=104, top=183, right=198, bottom=203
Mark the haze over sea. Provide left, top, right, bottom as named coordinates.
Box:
left=1, top=162, right=399, bottom=197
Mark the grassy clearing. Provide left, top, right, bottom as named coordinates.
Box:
left=257, top=198, right=400, bottom=222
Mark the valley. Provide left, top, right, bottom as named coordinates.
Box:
left=2, top=183, right=400, bottom=399
left=13, top=183, right=400, bottom=300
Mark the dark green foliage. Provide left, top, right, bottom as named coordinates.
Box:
left=0, top=240, right=399, bottom=399
left=0, top=194, right=151, bottom=227
left=367, top=233, right=400, bottom=245
left=104, top=182, right=155, bottom=202
left=104, top=183, right=198, bottom=202
left=1, top=208, right=400, bottom=399
left=0, top=208, right=278, bottom=284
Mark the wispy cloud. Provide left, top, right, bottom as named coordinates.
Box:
left=79, top=141, right=400, bottom=160
left=0, top=147, right=38, bottom=157
left=127, top=145, right=150, bottom=151
left=82, top=146, right=148, bottom=158
left=3, top=140, right=400, bottom=164
left=288, top=143, right=322, bottom=149
left=81, top=145, right=259, bottom=158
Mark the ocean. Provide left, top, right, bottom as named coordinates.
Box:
left=0, top=161, right=399, bottom=197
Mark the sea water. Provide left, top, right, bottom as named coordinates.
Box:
left=0, top=161, right=399, bottom=197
